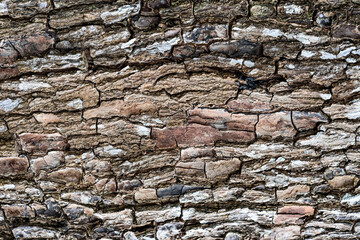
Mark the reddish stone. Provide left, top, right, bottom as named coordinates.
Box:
left=188, top=108, right=257, bottom=131
left=3, top=205, right=35, bottom=219
left=10, top=32, right=55, bottom=58
left=0, top=67, right=20, bottom=80
left=226, top=93, right=273, bottom=113
left=181, top=147, right=216, bottom=160
left=273, top=214, right=304, bottom=225
left=0, top=157, right=29, bottom=176
left=292, top=111, right=327, bottom=131
left=257, top=111, right=296, bottom=138
left=46, top=168, right=82, bottom=184
left=278, top=206, right=314, bottom=216
left=16, top=133, right=69, bottom=154
left=83, top=100, right=157, bottom=119
left=0, top=42, right=19, bottom=65
left=151, top=124, right=254, bottom=149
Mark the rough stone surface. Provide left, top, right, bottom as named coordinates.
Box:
left=0, top=0, right=359, bottom=239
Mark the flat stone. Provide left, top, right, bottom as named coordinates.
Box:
left=156, top=222, right=184, bottom=240
left=157, top=184, right=184, bottom=198
left=0, top=157, right=29, bottom=176
left=328, top=175, right=358, bottom=190
left=278, top=206, right=314, bottom=216
left=175, top=161, right=205, bottom=177
left=152, top=124, right=254, bottom=149
left=16, top=133, right=69, bottom=154
left=12, top=226, right=60, bottom=239
left=333, top=24, right=360, bottom=39
left=34, top=113, right=61, bottom=125
left=257, top=111, right=296, bottom=139
left=292, top=111, right=328, bottom=131
left=30, top=151, right=65, bottom=174
left=227, top=92, right=273, bottom=113
left=134, top=189, right=158, bottom=202
left=209, top=40, right=262, bottom=57
left=188, top=108, right=257, bottom=131
left=181, top=147, right=216, bottom=160
left=205, top=159, right=241, bottom=179
left=273, top=214, right=304, bottom=225
left=44, top=167, right=82, bottom=184
left=277, top=185, right=310, bottom=200
left=84, top=99, right=157, bottom=119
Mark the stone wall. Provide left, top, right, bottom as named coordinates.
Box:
left=0, top=0, right=360, bottom=239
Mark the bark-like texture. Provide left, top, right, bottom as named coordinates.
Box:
left=0, top=0, right=360, bottom=239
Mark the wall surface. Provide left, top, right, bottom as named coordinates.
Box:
left=1, top=0, right=360, bottom=239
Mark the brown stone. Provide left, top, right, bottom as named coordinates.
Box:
left=277, top=185, right=310, bottom=200
left=205, top=159, right=241, bottom=179
left=256, top=111, right=296, bottom=138
left=333, top=24, right=360, bottom=39
left=209, top=40, right=262, bottom=57
left=45, top=168, right=82, bottom=184
left=273, top=226, right=301, bottom=240
left=10, top=33, right=55, bottom=58
left=3, top=205, right=35, bottom=219
left=134, top=189, right=158, bottom=202
left=273, top=214, right=304, bottom=225
left=16, top=133, right=69, bottom=154
left=180, top=147, right=216, bottom=160
left=188, top=108, right=257, bottom=131
left=328, top=175, right=358, bottom=190
left=175, top=161, right=205, bottom=177
left=34, top=113, right=61, bottom=125
left=292, top=111, right=327, bottom=131
left=278, top=206, right=314, bottom=216
left=0, top=67, right=20, bottom=80
left=226, top=92, right=273, bottom=113
left=0, top=157, right=29, bottom=176
left=30, top=151, right=65, bottom=174
left=151, top=124, right=254, bottom=149
left=0, top=42, right=19, bottom=65
left=83, top=100, right=157, bottom=119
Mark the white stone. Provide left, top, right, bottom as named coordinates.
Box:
left=320, top=51, right=337, bottom=60
left=244, top=60, right=255, bottom=68
left=262, top=28, right=284, bottom=38
left=301, top=50, right=315, bottom=58
left=320, top=93, right=331, bottom=100
left=12, top=226, right=60, bottom=239
left=136, top=125, right=151, bottom=137
left=338, top=47, right=356, bottom=58
left=101, top=4, right=140, bottom=24
left=38, top=1, right=47, bottom=9
left=0, top=2, right=8, bottom=14
left=102, top=145, right=125, bottom=156
left=283, top=4, right=304, bottom=14
left=67, top=98, right=83, bottom=109
left=345, top=99, right=360, bottom=119
left=18, top=80, right=52, bottom=91
left=342, top=193, right=360, bottom=206
left=0, top=98, right=21, bottom=112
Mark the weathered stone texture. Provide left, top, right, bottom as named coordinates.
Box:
left=1, top=0, right=360, bottom=239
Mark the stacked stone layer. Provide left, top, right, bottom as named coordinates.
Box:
left=1, top=0, right=360, bottom=239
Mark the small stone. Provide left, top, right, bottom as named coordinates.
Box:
left=209, top=40, right=262, bottom=57
left=257, top=111, right=296, bottom=139
left=205, top=159, right=241, bottom=179
left=273, top=214, right=304, bottom=225
left=175, top=161, right=205, bottom=177
left=292, top=111, right=327, bottom=131
left=134, top=189, right=157, bottom=202
left=313, top=184, right=332, bottom=194
left=16, top=133, right=69, bottom=155
left=44, top=168, right=82, bottom=184
left=157, top=184, right=184, bottom=198
left=83, top=99, right=157, bottom=119
left=34, top=113, right=61, bottom=125
left=250, top=5, right=275, bottom=18
left=3, top=204, right=35, bottom=219
left=156, top=222, right=183, bottom=240
left=12, top=226, right=59, bottom=239
left=333, top=24, right=360, bottom=39
left=328, top=175, right=358, bottom=190
left=273, top=226, right=301, bottom=240
left=278, top=206, right=314, bottom=216
left=0, top=157, right=29, bottom=176
left=277, top=185, right=310, bottom=200
left=225, top=232, right=243, bottom=240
